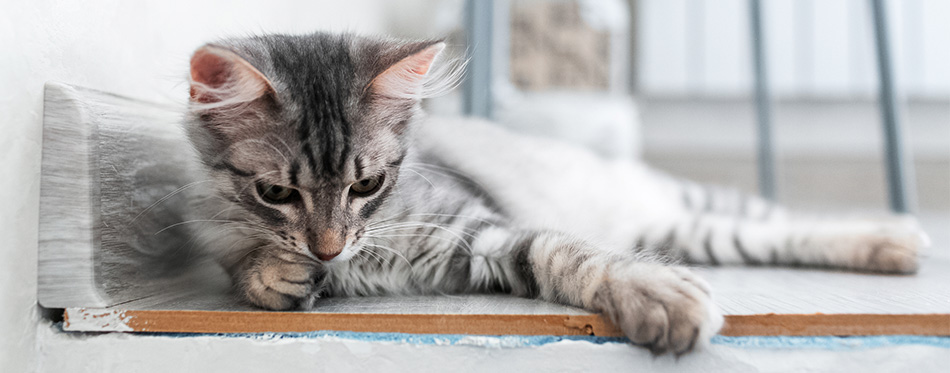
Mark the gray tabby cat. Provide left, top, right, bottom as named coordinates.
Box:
left=185, top=32, right=927, bottom=355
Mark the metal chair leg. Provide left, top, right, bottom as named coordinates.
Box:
left=749, top=0, right=777, bottom=200
left=870, top=0, right=916, bottom=213
left=463, top=0, right=495, bottom=119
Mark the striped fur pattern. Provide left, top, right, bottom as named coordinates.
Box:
left=184, top=33, right=927, bottom=355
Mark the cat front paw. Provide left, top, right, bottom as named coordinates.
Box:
left=238, top=250, right=326, bottom=310
left=594, top=264, right=723, bottom=355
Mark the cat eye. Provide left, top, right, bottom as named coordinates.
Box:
left=349, top=175, right=383, bottom=197
left=256, top=182, right=298, bottom=204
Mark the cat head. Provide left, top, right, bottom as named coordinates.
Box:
left=186, top=33, right=457, bottom=262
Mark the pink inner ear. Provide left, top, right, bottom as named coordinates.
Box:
left=191, top=50, right=232, bottom=90
left=189, top=46, right=273, bottom=105
left=371, top=42, right=445, bottom=99
left=408, top=48, right=439, bottom=75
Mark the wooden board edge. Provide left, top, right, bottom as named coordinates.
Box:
left=64, top=308, right=950, bottom=337
left=720, top=313, right=950, bottom=336
left=63, top=308, right=623, bottom=336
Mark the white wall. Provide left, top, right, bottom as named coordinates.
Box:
left=636, top=0, right=950, bottom=98
left=0, top=1, right=393, bottom=370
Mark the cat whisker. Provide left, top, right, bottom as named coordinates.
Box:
left=366, top=220, right=475, bottom=232
left=239, top=138, right=291, bottom=164
left=366, top=232, right=469, bottom=243
left=153, top=219, right=237, bottom=235
left=175, top=223, right=260, bottom=254
left=403, top=163, right=494, bottom=194
left=353, top=251, right=373, bottom=266
left=296, top=246, right=320, bottom=262
left=357, top=246, right=389, bottom=267
left=230, top=245, right=268, bottom=267
left=366, top=222, right=480, bottom=240
left=402, top=168, right=436, bottom=188
left=364, top=232, right=474, bottom=257
left=360, top=243, right=412, bottom=269
left=366, top=211, right=413, bottom=227
left=268, top=133, right=296, bottom=160
left=366, top=228, right=478, bottom=256
left=129, top=180, right=214, bottom=225
left=406, top=213, right=498, bottom=227
left=403, top=162, right=470, bottom=177
left=214, top=222, right=278, bottom=237
left=234, top=170, right=281, bottom=196
left=207, top=206, right=242, bottom=220
left=276, top=248, right=319, bottom=264
left=153, top=219, right=274, bottom=236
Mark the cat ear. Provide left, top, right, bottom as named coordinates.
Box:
left=370, top=42, right=446, bottom=100
left=189, top=45, right=274, bottom=107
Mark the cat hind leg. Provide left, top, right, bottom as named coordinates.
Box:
left=645, top=180, right=928, bottom=273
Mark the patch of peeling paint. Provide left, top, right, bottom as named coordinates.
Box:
left=63, top=308, right=134, bottom=332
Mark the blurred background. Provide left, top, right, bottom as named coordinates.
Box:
left=1, top=1, right=948, bottom=370
left=402, top=0, right=949, bottom=216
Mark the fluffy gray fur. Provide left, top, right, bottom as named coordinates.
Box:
left=184, top=32, right=927, bottom=355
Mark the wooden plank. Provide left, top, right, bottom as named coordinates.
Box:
left=722, top=314, right=950, bottom=337
left=63, top=307, right=949, bottom=337
left=64, top=308, right=622, bottom=336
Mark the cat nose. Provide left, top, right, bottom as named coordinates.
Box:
left=316, top=251, right=340, bottom=261
left=309, top=229, right=343, bottom=261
